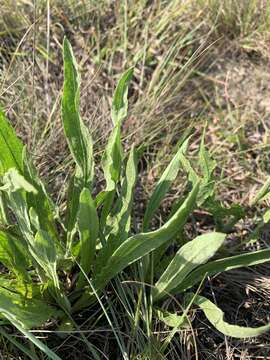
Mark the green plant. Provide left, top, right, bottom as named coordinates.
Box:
left=0, top=38, right=270, bottom=359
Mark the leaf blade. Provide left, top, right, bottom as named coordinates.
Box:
left=189, top=293, right=270, bottom=338
left=153, top=232, right=226, bottom=301
left=93, top=181, right=200, bottom=291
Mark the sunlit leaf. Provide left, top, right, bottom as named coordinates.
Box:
left=153, top=232, right=225, bottom=301
left=189, top=293, right=270, bottom=338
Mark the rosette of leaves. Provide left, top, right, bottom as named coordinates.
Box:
left=0, top=38, right=269, bottom=359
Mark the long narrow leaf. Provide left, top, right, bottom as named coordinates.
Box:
left=94, top=146, right=138, bottom=273
left=62, top=38, right=94, bottom=241
left=77, top=187, right=99, bottom=288
left=189, top=293, right=270, bottom=338
left=251, top=176, right=270, bottom=206
left=62, top=37, right=93, bottom=183
left=98, top=68, right=133, bottom=229
left=143, top=137, right=190, bottom=231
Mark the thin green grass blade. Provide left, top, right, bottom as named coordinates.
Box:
left=4, top=315, right=62, bottom=360
left=189, top=293, right=270, bottom=338
left=251, top=176, right=270, bottom=206
left=0, top=327, right=39, bottom=360
left=153, top=232, right=225, bottom=301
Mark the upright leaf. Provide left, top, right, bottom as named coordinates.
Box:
left=143, top=137, right=190, bottom=231
left=94, top=146, right=138, bottom=273
left=0, top=109, right=24, bottom=176
left=98, top=68, right=133, bottom=229
left=106, top=145, right=138, bottom=242
left=23, top=148, right=58, bottom=241
left=111, top=67, right=134, bottom=125
left=62, top=38, right=94, bottom=241
left=77, top=187, right=99, bottom=288
left=34, top=230, right=59, bottom=287
left=62, top=37, right=93, bottom=183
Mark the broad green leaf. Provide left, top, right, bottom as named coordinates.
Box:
left=251, top=176, right=270, bottom=206
left=65, top=171, right=84, bottom=248
left=77, top=187, right=99, bottom=288
left=33, top=230, right=70, bottom=311
left=0, top=230, right=30, bottom=280
left=179, top=152, right=198, bottom=185
left=23, top=148, right=59, bottom=241
left=143, top=137, right=190, bottom=231
left=0, top=286, right=60, bottom=329
left=189, top=293, right=270, bottom=338
left=1, top=170, right=63, bottom=297
left=93, top=181, right=200, bottom=291
left=101, top=125, right=122, bottom=194
left=62, top=37, right=93, bottom=184
left=177, top=247, right=270, bottom=293
left=1, top=168, right=37, bottom=194
left=153, top=232, right=225, bottom=301
left=1, top=168, right=36, bottom=248
left=62, top=38, right=94, bottom=241
left=0, top=276, right=43, bottom=299
left=34, top=230, right=59, bottom=287
left=156, top=309, right=187, bottom=328
left=0, top=109, right=24, bottom=176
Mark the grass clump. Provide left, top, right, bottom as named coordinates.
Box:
left=0, top=38, right=270, bottom=359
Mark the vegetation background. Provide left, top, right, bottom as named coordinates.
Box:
left=0, top=0, right=270, bottom=359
